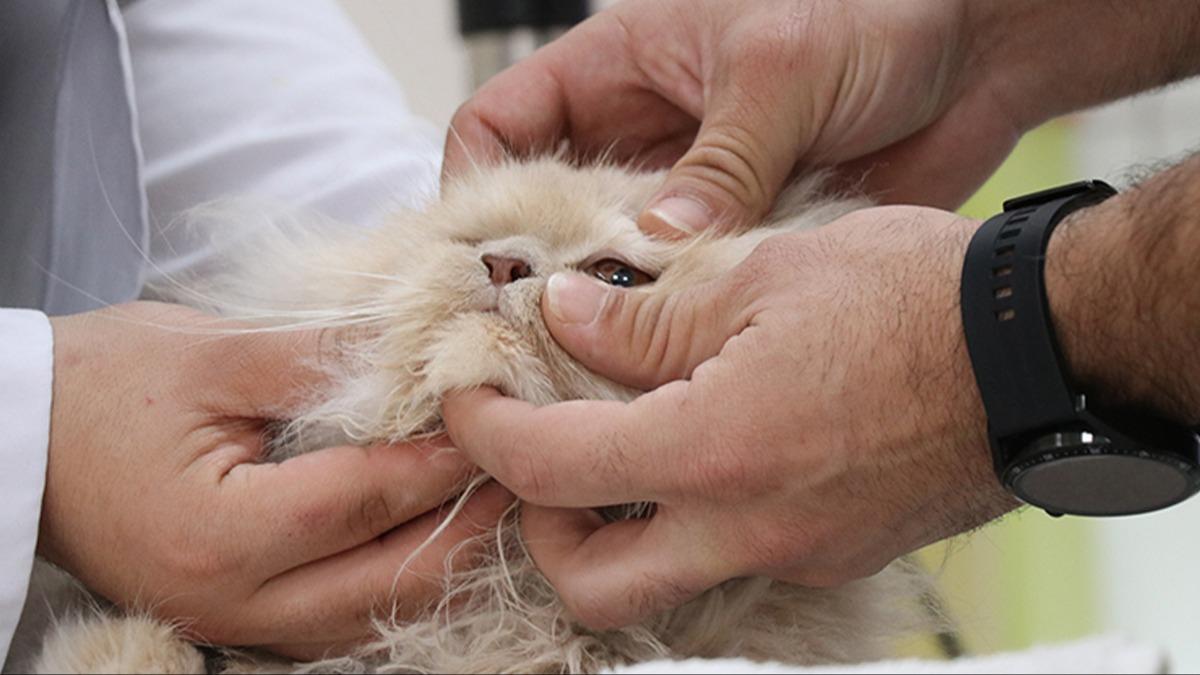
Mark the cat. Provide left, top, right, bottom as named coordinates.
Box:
left=19, top=158, right=938, bottom=674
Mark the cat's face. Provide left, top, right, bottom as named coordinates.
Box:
left=327, top=159, right=854, bottom=441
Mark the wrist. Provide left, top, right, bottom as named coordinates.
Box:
left=964, top=1, right=1200, bottom=132
left=40, top=314, right=77, bottom=568
left=1045, top=167, right=1200, bottom=424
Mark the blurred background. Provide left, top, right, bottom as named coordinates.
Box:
left=336, top=1, right=1200, bottom=668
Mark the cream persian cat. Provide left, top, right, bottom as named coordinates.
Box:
left=16, top=159, right=939, bottom=674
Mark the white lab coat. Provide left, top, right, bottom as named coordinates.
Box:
left=0, top=0, right=442, bottom=662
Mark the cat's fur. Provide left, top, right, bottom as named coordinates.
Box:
left=18, top=159, right=936, bottom=674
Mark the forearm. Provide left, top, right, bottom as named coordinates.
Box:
left=1047, top=153, right=1200, bottom=424
left=967, top=0, right=1200, bottom=131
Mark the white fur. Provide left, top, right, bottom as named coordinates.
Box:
left=21, top=159, right=939, bottom=674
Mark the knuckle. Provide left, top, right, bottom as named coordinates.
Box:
left=521, top=458, right=557, bottom=503
left=626, top=294, right=682, bottom=382
left=721, top=261, right=771, bottom=314
left=631, top=573, right=695, bottom=621
left=733, top=241, right=778, bottom=289
left=745, top=233, right=805, bottom=272
left=497, top=449, right=555, bottom=502
left=287, top=495, right=332, bottom=534
left=681, top=129, right=771, bottom=215
left=730, top=234, right=808, bottom=294
left=560, top=588, right=622, bottom=631
left=684, top=432, right=757, bottom=497
left=595, top=282, right=632, bottom=331
left=561, top=573, right=691, bottom=631
left=347, top=490, right=396, bottom=539
left=692, top=452, right=747, bottom=495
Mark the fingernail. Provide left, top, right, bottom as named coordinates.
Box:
left=647, top=196, right=711, bottom=235
left=546, top=272, right=609, bottom=325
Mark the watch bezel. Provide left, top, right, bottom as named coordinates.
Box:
left=996, top=408, right=1200, bottom=516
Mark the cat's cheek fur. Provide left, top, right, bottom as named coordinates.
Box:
left=422, top=314, right=557, bottom=406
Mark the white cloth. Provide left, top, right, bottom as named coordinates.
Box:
left=122, top=0, right=442, bottom=283
left=0, top=311, right=52, bottom=663
left=1, top=0, right=442, bottom=663
left=607, top=635, right=1166, bottom=675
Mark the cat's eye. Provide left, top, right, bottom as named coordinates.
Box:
left=583, top=258, right=656, bottom=288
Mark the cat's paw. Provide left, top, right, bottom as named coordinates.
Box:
left=34, top=614, right=205, bottom=674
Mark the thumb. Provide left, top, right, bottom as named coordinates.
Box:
left=541, top=272, right=753, bottom=390
left=639, top=87, right=802, bottom=238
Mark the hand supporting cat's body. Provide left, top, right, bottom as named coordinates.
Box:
left=18, top=159, right=936, bottom=674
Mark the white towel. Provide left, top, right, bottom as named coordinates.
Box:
left=606, top=635, right=1166, bottom=674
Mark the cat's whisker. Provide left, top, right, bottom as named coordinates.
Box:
left=446, top=123, right=484, bottom=180
left=79, top=306, right=391, bottom=343
left=84, top=126, right=258, bottom=315
left=299, top=266, right=418, bottom=285
left=25, top=258, right=125, bottom=313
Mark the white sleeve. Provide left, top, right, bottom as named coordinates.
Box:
left=120, top=0, right=443, bottom=283
left=0, top=310, right=52, bottom=664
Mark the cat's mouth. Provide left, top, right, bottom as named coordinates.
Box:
left=473, top=279, right=544, bottom=324
left=473, top=293, right=512, bottom=320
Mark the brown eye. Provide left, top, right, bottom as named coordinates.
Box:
left=584, top=258, right=655, bottom=288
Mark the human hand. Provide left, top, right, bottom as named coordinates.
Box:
left=445, top=0, right=1200, bottom=237
left=41, top=302, right=513, bottom=659
left=443, top=206, right=1017, bottom=629
left=444, top=0, right=1015, bottom=235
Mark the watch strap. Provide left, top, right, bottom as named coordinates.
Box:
left=960, top=180, right=1117, bottom=442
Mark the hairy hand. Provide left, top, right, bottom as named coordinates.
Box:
left=42, top=302, right=513, bottom=658
left=443, top=207, right=1016, bottom=628
left=446, top=0, right=1200, bottom=238
left=445, top=0, right=1021, bottom=235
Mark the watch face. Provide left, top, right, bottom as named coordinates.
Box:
left=1008, top=432, right=1195, bottom=516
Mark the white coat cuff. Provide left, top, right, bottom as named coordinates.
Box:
left=0, top=310, right=52, bottom=663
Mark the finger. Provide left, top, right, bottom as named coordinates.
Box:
left=541, top=271, right=756, bottom=390
left=520, top=504, right=728, bottom=630
left=442, top=53, right=569, bottom=184
left=246, top=481, right=515, bottom=653
left=219, top=437, right=478, bottom=572
left=638, top=75, right=804, bottom=237
left=441, top=386, right=689, bottom=506
left=442, top=11, right=704, bottom=186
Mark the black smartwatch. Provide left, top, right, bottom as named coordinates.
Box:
left=960, top=180, right=1200, bottom=517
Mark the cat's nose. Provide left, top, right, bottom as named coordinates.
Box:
left=481, top=254, right=533, bottom=286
